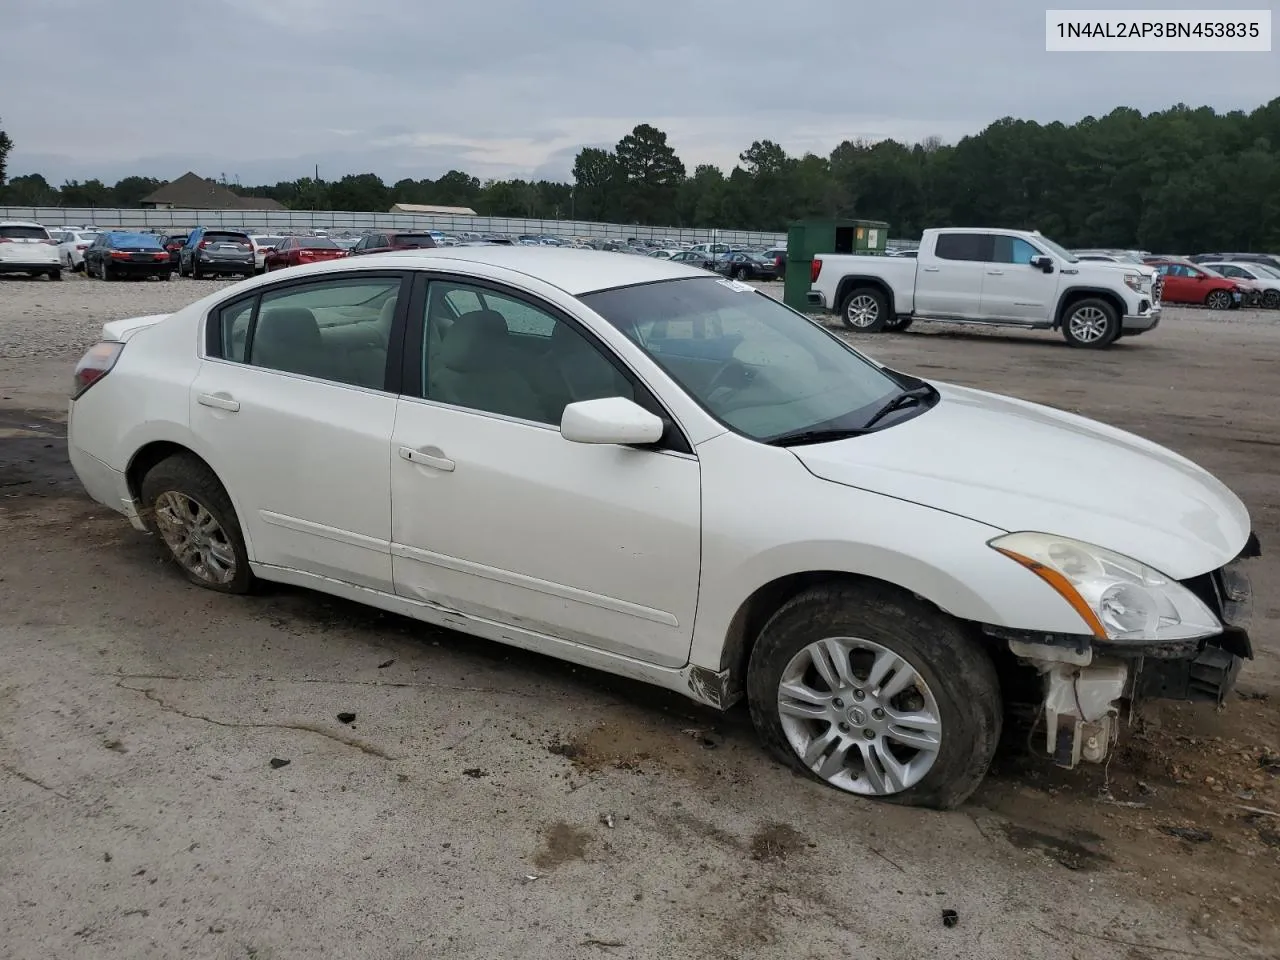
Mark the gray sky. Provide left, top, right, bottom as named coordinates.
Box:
left=4, top=0, right=1276, bottom=186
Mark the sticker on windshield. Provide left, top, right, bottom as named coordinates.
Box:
left=715, top=278, right=754, bottom=293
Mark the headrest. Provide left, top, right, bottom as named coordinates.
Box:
left=438, top=310, right=511, bottom=372
left=254, top=306, right=321, bottom=356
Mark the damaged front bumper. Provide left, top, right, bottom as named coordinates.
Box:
left=984, top=535, right=1259, bottom=769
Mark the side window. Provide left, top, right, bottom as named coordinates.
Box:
left=245, top=276, right=402, bottom=389
left=933, top=233, right=988, bottom=261
left=218, top=299, right=254, bottom=362
left=422, top=281, right=633, bottom=425
left=991, top=236, right=1041, bottom=265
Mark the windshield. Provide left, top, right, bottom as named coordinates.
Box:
left=301, top=237, right=339, bottom=249
left=1034, top=234, right=1079, bottom=263
left=581, top=277, right=907, bottom=441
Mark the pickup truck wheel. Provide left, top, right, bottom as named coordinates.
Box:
left=747, top=581, right=1001, bottom=810
left=1061, top=299, right=1119, bottom=348
left=1205, top=289, right=1233, bottom=310
left=840, top=288, right=888, bottom=332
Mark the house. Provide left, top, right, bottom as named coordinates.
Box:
left=140, top=172, right=287, bottom=211
left=388, top=202, right=478, bottom=216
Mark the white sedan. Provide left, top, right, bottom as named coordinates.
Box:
left=66, top=248, right=1259, bottom=808
left=57, top=229, right=100, bottom=271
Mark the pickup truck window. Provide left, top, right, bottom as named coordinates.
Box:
left=934, top=233, right=990, bottom=261
left=583, top=277, right=905, bottom=442
left=991, top=236, right=1041, bottom=265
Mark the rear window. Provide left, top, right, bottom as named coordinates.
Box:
left=391, top=234, right=437, bottom=247
left=205, top=232, right=251, bottom=244
left=108, top=232, right=163, bottom=248
left=299, top=238, right=339, bottom=249
left=0, top=225, right=50, bottom=240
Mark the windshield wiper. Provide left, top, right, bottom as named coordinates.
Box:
left=764, top=426, right=870, bottom=447
left=860, top=385, right=937, bottom=430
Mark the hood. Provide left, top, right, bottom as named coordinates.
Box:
left=792, top=383, right=1251, bottom=579
left=103, top=314, right=169, bottom=341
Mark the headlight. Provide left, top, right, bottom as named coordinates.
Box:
left=989, top=532, right=1220, bottom=642
left=1122, top=272, right=1148, bottom=293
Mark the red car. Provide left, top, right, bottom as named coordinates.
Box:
left=348, top=231, right=438, bottom=255
left=263, top=236, right=348, bottom=271
left=1144, top=257, right=1250, bottom=309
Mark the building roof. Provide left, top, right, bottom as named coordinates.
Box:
left=140, top=172, right=286, bottom=211
left=389, top=202, right=478, bottom=216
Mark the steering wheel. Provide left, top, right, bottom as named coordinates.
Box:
left=704, top=359, right=754, bottom=405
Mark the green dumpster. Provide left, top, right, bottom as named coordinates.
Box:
left=783, top=218, right=890, bottom=312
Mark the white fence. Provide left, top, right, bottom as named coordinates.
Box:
left=0, top=206, right=787, bottom=247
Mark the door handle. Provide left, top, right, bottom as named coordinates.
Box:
left=197, top=392, right=240, bottom=412
left=399, top=446, right=455, bottom=472
left=922, top=266, right=940, bottom=272
left=986, top=270, right=1005, bottom=275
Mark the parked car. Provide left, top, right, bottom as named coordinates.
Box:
left=715, top=251, right=780, bottom=281
left=160, top=234, right=188, bottom=265
left=179, top=228, right=256, bottom=279
left=1189, top=252, right=1280, bottom=273
left=810, top=228, right=1161, bottom=348
left=763, top=246, right=788, bottom=278
left=249, top=235, right=285, bottom=274
left=57, top=229, right=100, bottom=272
left=1200, top=261, right=1280, bottom=309
left=65, top=247, right=1260, bottom=809
left=348, top=231, right=439, bottom=256
left=668, top=250, right=716, bottom=270
left=647, top=248, right=684, bottom=260
left=263, top=235, right=348, bottom=271
left=83, top=231, right=174, bottom=281
left=0, top=221, right=62, bottom=280
left=1143, top=257, right=1248, bottom=310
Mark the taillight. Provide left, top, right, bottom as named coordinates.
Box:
left=72, top=342, right=125, bottom=398
left=110, top=250, right=132, bottom=259
left=198, top=239, right=210, bottom=248
left=153, top=252, right=169, bottom=260
left=0, top=238, right=11, bottom=244
left=811, top=258, right=823, bottom=282
left=76, top=244, right=89, bottom=250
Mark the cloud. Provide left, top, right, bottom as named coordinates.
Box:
left=4, top=0, right=1276, bottom=186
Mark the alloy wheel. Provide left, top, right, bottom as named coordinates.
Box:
left=152, top=491, right=237, bottom=585
left=777, top=636, right=942, bottom=796
left=1068, top=306, right=1110, bottom=343
left=845, top=294, right=880, bottom=328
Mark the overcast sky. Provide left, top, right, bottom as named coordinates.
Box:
left=4, top=0, right=1276, bottom=186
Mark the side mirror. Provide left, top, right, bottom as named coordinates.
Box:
left=561, top=397, right=664, bottom=446
left=1029, top=255, right=1054, bottom=273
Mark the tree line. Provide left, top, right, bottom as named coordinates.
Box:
left=2, top=99, right=1278, bottom=251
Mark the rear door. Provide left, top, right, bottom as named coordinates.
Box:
left=189, top=271, right=410, bottom=591
left=914, top=232, right=989, bottom=318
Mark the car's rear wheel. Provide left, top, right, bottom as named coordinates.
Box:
left=101, top=262, right=114, bottom=282
left=1061, top=298, right=1119, bottom=348
left=48, top=268, right=62, bottom=281
left=747, top=581, right=1001, bottom=810
left=191, top=260, right=202, bottom=280
left=1206, top=289, right=1233, bottom=310
left=840, top=287, right=888, bottom=332
left=140, top=454, right=254, bottom=595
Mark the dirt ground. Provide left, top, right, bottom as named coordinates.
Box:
left=1, top=285, right=1279, bottom=959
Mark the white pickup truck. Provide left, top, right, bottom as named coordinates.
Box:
left=807, top=227, right=1162, bottom=349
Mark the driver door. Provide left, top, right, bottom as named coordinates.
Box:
left=389, top=276, right=702, bottom=668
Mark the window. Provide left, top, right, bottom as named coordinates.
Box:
left=421, top=281, right=633, bottom=425
left=583, top=277, right=904, bottom=442
left=218, top=276, right=402, bottom=389
left=219, top=299, right=254, bottom=363
left=991, top=235, right=1041, bottom=265
left=933, top=233, right=989, bottom=261
left=0, top=225, right=50, bottom=240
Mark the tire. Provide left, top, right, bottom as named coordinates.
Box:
left=746, top=581, right=1002, bottom=810
left=1061, top=298, right=1119, bottom=349
left=1262, top=289, right=1279, bottom=309
left=191, top=260, right=202, bottom=280
left=140, top=454, right=255, bottom=595
left=840, top=287, right=889, bottom=332
left=1205, top=289, right=1233, bottom=310
left=48, top=268, right=62, bottom=281
left=102, top=262, right=113, bottom=282
left=734, top=266, right=748, bottom=281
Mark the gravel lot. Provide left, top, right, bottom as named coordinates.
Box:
left=2, top=272, right=1279, bottom=959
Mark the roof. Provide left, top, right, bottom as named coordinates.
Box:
left=389, top=202, right=478, bottom=216
left=140, top=172, right=286, bottom=210
left=305, top=246, right=708, bottom=295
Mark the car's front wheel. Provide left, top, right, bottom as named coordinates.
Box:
left=140, top=454, right=254, bottom=594
left=1206, top=289, right=1233, bottom=310
left=747, top=581, right=1001, bottom=810
left=1061, top=298, right=1119, bottom=348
